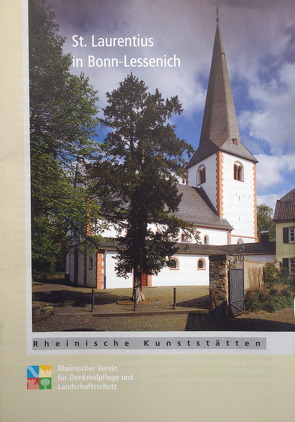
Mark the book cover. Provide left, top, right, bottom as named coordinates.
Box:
left=1, top=0, right=295, bottom=421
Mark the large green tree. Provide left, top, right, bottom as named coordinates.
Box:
left=257, top=204, right=276, bottom=242
left=89, top=74, right=198, bottom=302
left=29, top=0, right=100, bottom=273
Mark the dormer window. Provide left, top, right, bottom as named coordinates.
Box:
left=197, top=165, right=206, bottom=185
left=234, top=162, right=244, bottom=182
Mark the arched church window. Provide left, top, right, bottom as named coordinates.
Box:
left=197, top=165, right=206, bottom=185
left=234, top=162, right=244, bottom=181
left=197, top=258, right=206, bottom=270
left=203, top=235, right=209, bottom=244
left=168, top=257, right=179, bottom=270
left=237, top=238, right=244, bottom=244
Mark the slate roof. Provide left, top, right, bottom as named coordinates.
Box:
left=176, top=184, right=232, bottom=230
left=91, top=181, right=233, bottom=231
left=97, top=238, right=275, bottom=256
left=273, top=188, right=295, bottom=222
left=187, top=23, right=257, bottom=168
left=215, top=241, right=276, bottom=256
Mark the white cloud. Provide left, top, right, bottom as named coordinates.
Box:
left=239, top=62, right=295, bottom=155
left=256, top=153, right=295, bottom=189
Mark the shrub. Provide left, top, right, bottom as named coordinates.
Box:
left=272, top=295, right=293, bottom=309
left=269, top=287, right=279, bottom=296
left=281, top=288, right=292, bottom=298
left=279, top=267, right=292, bottom=286
left=264, top=301, right=276, bottom=313
left=245, top=290, right=263, bottom=312
left=263, top=262, right=279, bottom=288
left=245, top=261, right=295, bottom=313
left=245, top=288, right=293, bottom=313
left=258, top=290, right=269, bottom=301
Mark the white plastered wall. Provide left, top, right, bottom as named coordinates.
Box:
left=76, top=253, right=84, bottom=286
left=152, top=254, right=209, bottom=287
left=196, top=227, right=229, bottom=245
left=102, top=252, right=209, bottom=288
left=99, top=222, right=229, bottom=246
left=104, top=250, right=133, bottom=289
left=221, top=153, right=256, bottom=243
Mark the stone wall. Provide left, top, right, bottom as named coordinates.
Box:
left=244, top=259, right=266, bottom=291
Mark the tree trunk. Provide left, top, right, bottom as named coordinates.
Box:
left=132, top=270, right=146, bottom=302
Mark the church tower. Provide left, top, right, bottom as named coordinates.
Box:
left=187, top=17, right=258, bottom=244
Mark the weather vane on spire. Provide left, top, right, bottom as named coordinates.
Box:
left=215, top=2, right=220, bottom=23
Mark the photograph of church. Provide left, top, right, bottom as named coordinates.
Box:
left=66, top=19, right=275, bottom=290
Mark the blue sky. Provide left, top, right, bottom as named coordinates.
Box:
left=49, top=0, right=295, bottom=211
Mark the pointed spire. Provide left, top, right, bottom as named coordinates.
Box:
left=188, top=18, right=257, bottom=168
left=215, top=2, right=219, bottom=23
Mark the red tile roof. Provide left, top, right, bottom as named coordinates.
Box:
left=274, top=188, right=295, bottom=222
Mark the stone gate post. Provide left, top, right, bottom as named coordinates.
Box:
left=209, top=255, right=229, bottom=318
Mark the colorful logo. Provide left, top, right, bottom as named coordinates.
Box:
left=27, top=365, right=52, bottom=390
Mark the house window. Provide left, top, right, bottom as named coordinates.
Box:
left=283, top=227, right=295, bottom=243
left=203, top=235, right=209, bottom=244
left=289, top=228, right=295, bottom=243
left=284, top=257, right=295, bottom=274
left=197, top=258, right=206, bottom=270
left=197, top=165, right=206, bottom=185
left=234, top=162, right=244, bottom=181
left=168, top=257, right=179, bottom=270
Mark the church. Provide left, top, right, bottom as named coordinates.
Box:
left=66, top=19, right=275, bottom=289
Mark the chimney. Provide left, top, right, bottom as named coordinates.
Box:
left=260, top=231, right=270, bottom=244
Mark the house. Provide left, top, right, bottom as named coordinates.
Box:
left=273, top=188, right=295, bottom=276
left=66, top=18, right=275, bottom=289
